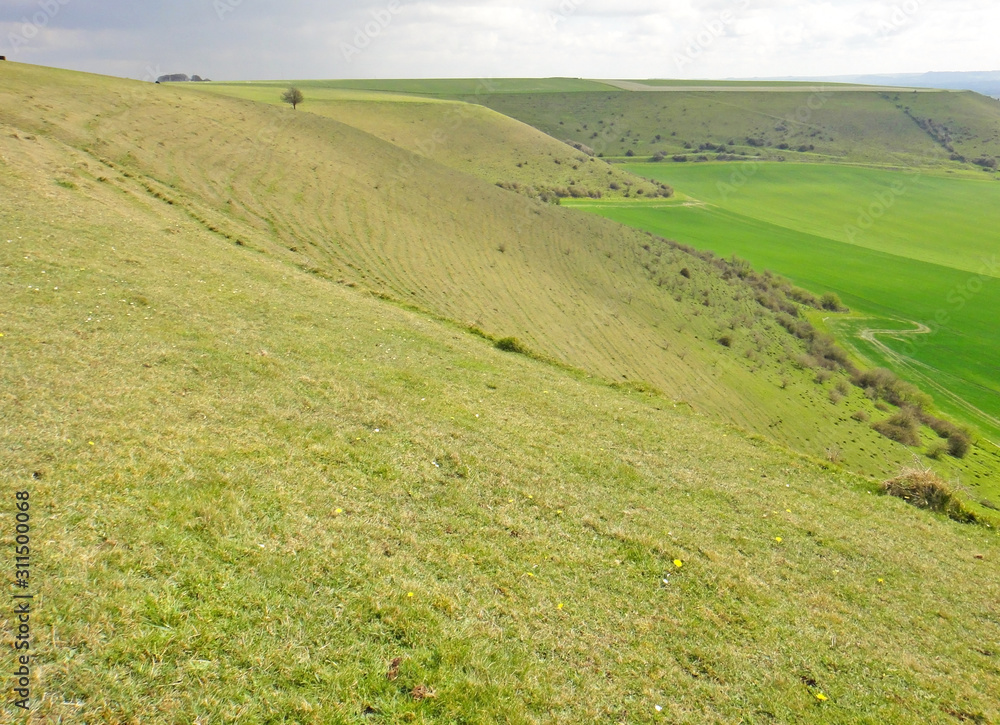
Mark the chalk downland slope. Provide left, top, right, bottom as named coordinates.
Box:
left=0, top=61, right=952, bottom=478
left=466, top=87, right=1000, bottom=169
left=2, top=62, right=1000, bottom=723
left=191, top=81, right=673, bottom=202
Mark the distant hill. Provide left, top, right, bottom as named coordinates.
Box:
left=759, top=71, right=1000, bottom=98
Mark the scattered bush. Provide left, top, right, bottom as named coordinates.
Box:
left=718, top=334, right=733, bottom=348
left=851, top=410, right=869, bottom=423
left=947, top=430, right=972, bottom=459
left=881, top=468, right=978, bottom=524
left=873, top=408, right=921, bottom=446
left=918, top=413, right=972, bottom=458
left=679, top=267, right=691, bottom=279
left=495, top=337, right=527, bottom=354
left=926, top=442, right=948, bottom=460
left=787, top=286, right=820, bottom=308
left=820, top=291, right=847, bottom=312
left=853, top=368, right=930, bottom=409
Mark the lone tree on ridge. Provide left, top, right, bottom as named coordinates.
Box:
left=281, top=87, right=304, bottom=110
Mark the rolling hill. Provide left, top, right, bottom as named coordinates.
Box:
left=465, top=86, right=1000, bottom=169
left=2, top=63, right=1000, bottom=722
left=3, top=61, right=973, bottom=482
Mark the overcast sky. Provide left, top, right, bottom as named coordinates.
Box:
left=1, top=0, right=996, bottom=81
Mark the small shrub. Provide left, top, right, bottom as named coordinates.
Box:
left=881, top=468, right=978, bottom=524
left=851, top=410, right=870, bottom=423
left=495, top=337, right=527, bottom=354
left=820, top=291, right=846, bottom=312
left=718, top=334, right=733, bottom=348
left=679, top=267, right=691, bottom=279
left=852, top=368, right=930, bottom=409
left=926, top=442, right=948, bottom=460
left=829, top=389, right=843, bottom=405
left=947, top=430, right=971, bottom=459
left=787, top=286, right=820, bottom=307
left=873, top=409, right=921, bottom=446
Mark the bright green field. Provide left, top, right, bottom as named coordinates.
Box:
left=570, top=163, right=1000, bottom=446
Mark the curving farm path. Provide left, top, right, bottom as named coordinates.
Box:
left=851, top=317, right=1000, bottom=445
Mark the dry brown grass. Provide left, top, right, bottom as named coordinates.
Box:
left=881, top=468, right=978, bottom=524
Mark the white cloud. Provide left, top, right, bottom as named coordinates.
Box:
left=1, top=0, right=996, bottom=80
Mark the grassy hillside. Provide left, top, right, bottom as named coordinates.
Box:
left=0, top=61, right=956, bottom=483
left=569, top=163, right=1000, bottom=504
left=233, top=78, right=620, bottom=95
left=607, top=163, right=1000, bottom=445
left=467, top=88, right=1000, bottom=169
left=2, top=63, right=1000, bottom=724
left=192, top=82, right=673, bottom=201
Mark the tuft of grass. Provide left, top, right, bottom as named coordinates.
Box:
left=881, top=468, right=979, bottom=524
left=495, top=336, right=528, bottom=354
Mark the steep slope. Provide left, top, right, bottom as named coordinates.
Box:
left=191, top=81, right=672, bottom=201
left=466, top=88, right=1000, bottom=169
left=2, top=66, right=1000, bottom=724
left=0, top=62, right=975, bottom=480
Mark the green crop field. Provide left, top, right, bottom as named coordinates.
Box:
left=4, top=63, right=1000, bottom=723
left=568, top=163, right=1000, bottom=461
